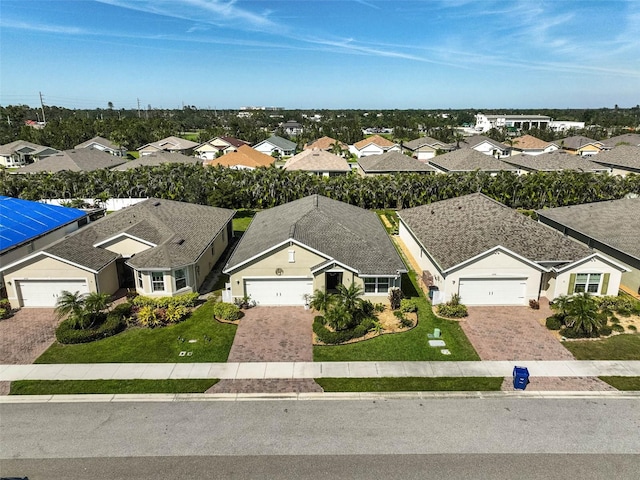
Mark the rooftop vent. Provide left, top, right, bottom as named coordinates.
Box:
left=173, top=238, right=185, bottom=245
left=153, top=201, right=161, bottom=206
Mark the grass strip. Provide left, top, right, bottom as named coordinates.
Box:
left=562, top=334, right=640, bottom=360
left=316, top=377, right=502, bottom=392
left=598, top=377, right=640, bottom=391
left=9, top=379, right=218, bottom=395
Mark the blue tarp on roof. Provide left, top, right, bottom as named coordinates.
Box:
left=0, top=196, right=87, bottom=253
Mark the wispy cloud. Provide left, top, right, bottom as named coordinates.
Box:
left=353, top=0, right=381, bottom=10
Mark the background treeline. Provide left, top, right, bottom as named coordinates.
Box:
left=2, top=165, right=638, bottom=211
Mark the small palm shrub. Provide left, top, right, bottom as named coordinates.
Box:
left=212, top=302, right=241, bottom=321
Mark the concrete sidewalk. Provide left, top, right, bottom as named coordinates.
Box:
left=2, top=360, right=640, bottom=382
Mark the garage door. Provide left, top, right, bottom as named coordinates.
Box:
left=458, top=278, right=527, bottom=306
left=17, top=280, right=90, bottom=307
left=245, top=278, right=314, bottom=306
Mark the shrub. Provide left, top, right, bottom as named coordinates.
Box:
left=359, top=300, right=375, bottom=317
left=111, top=302, right=133, bottom=318
left=314, top=315, right=327, bottom=325
left=561, top=327, right=590, bottom=339
left=0, top=298, right=12, bottom=318
left=212, top=302, right=240, bottom=321
left=388, top=288, right=403, bottom=310
left=629, top=325, right=638, bottom=332
left=165, top=304, right=188, bottom=323
left=599, top=325, right=612, bottom=336
left=136, top=305, right=162, bottom=328
left=529, top=299, right=540, bottom=310
left=437, top=303, right=468, bottom=318
left=400, top=299, right=418, bottom=313
left=132, top=293, right=199, bottom=309
left=0, top=308, right=8, bottom=320
left=125, top=290, right=139, bottom=301
left=545, top=316, right=563, bottom=330
left=312, top=317, right=371, bottom=345
left=56, top=312, right=126, bottom=344
left=373, top=303, right=385, bottom=313
left=609, top=315, right=620, bottom=324
left=612, top=324, right=625, bottom=333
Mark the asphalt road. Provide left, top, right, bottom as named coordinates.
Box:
left=2, top=397, right=640, bottom=479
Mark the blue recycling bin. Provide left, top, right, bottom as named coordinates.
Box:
left=513, top=366, right=529, bottom=390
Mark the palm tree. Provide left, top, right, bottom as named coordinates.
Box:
left=54, top=290, right=87, bottom=329
left=564, top=293, right=605, bottom=336
left=309, top=289, right=333, bottom=313
left=335, top=282, right=364, bottom=316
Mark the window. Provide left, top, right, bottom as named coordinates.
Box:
left=137, top=271, right=143, bottom=289
left=175, top=269, right=187, bottom=290
left=152, top=272, right=165, bottom=292
left=364, top=277, right=390, bottom=294
left=288, top=250, right=295, bottom=263
left=574, top=273, right=601, bottom=293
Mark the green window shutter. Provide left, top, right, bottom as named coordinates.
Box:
left=567, top=273, right=576, bottom=295
left=601, top=273, right=610, bottom=295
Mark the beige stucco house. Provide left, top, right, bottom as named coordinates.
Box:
left=2, top=199, right=234, bottom=308
left=398, top=193, right=627, bottom=306
left=223, top=195, right=407, bottom=306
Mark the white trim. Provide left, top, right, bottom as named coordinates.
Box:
left=243, top=275, right=312, bottom=280
left=310, top=259, right=359, bottom=275
left=93, top=233, right=157, bottom=249
left=0, top=251, right=102, bottom=274
left=443, top=245, right=550, bottom=275
left=552, top=253, right=629, bottom=274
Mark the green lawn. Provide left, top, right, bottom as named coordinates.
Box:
left=562, top=334, right=640, bottom=360
left=313, top=273, right=479, bottom=362
left=10, top=379, right=217, bottom=395
left=599, top=377, right=640, bottom=391
left=233, top=209, right=256, bottom=235
left=316, top=377, right=502, bottom=392
left=36, top=302, right=236, bottom=364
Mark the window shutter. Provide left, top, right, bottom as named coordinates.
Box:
left=601, top=273, right=610, bottom=295
left=567, top=273, right=576, bottom=295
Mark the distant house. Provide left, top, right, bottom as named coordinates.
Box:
left=204, top=144, right=275, bottom=169
left=502, top=151, right=610, bottom=174
left=474, top=113, right=551, bottom=133
left=509, top=135, right=559, bottom=156
left=458, top=135, right=511, bottom=158
left=558, top=136, right=604, bottom=156
left=281, top=120, right=303, bottom=136
left=112, top=151, right=202, bottom=171
left=428, top=149, right=518, bottom=175
left=303, top=136, right=348, bottom=153
left=357, top=151, right=438, bottom=176
left=283, top=149, right=351, bottom=176
left=74, top=136, right=126, bottom=157
left=137, top=136, right=199, bottom=156
left=194, top=137, right=251, bottom=161
left=14, top=149, right=127, bottom=173
left=0, top=140, right=58, bottom=168
left=349, top=135, right=400, bottom=158
left=590, top=146, right=640, bottom=176
left=253, top=135, right=297, bottom=158
left=402, top=136, right=454, bottom=161
left=600, top=133, right=640, bottom=149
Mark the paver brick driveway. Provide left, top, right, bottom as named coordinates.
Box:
left=0, top=308, right=59, bottom=365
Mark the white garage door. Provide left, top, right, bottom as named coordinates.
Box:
left=458, top=278, right=527, bottom=306
left=245, top=278, right=314, bottom=306
left=17, top=280, right=90, bottom=307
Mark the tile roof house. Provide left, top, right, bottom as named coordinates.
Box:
left=253, top=135, right=297, bottom=158
left=402, top=136, right=454, bottom=161
left=283, top=149, right=351, bottom=176
left=137, top=136, right=199, bottom=156
left=601, top=133, right=640, bottom=149
left=590, top=145, right=640, bottom=176
left=194, top=136, right=251, bottom=161
left=13, top=149, right=127, bottom=173
left=112, top=151, right=202, bottom=171
left=1, top=198, right=234, bottom=308
left=303, top=136, right=348, bottom=153
left=223, top=195, right=406, bottom=306
left=349, top=135, right=400, bottom=158
left=74, top=136, right=126, bottom=157
left=537, top=197, right=640, bottom=294
left=0, top=140, right=59, bottom=168
left=457, top=135, right=511, bottom=158
left=398, top=193, right=627, bottom=305
left=558, top=136, right=604, bottom=156
left=204, top=144, right=275, bottom=169
left=428, top=149, right=518, bottom=174
left=510, top=135, right=559, bottom=156
left=502, top=151, right=610, bottom=174
left=357, top=151, right=438, bottom=175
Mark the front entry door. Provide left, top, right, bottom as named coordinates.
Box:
left=325, top=272, right=343, bottom=293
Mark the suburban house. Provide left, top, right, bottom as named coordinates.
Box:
left=0, top=140, right=59, bottom=168
left=204, top=144, right=275, bottom=169
left=458, top=135, right=511, bottom=158
left=280, top=120, right=303, bottom=136
left=253, top=135, right=297, bottom=158
left=428, top=149, right=518, bottom=174
left=357, top=151, right=438, bottom=176
left=590, top=146, right=640, bottom=176
left=398, top=193, right=627, bottom=306
left=349, top=135, right=400, bottom=158
left=0, top=197, right=88, bottom=292
left=303, top=136, right=348, bottom=154
left=601, top=133, right=640, bottom=149
left=537, top=197, right=640, bottom=295
left=112, top=151, right=202, bottom=171
left=509, top=135, right=559, bottom=156
left=502, top=151, right=611, bottom=174
left=14, top=149, right=127, bottom=173
left=402, top=136, right=454, bottom=161
left=474, top=113, right=551, bottom=133
left=223, top=195, right=406, bottom=306
left=74, top=136, right=126, bottom=156
left=558, top=136, right=604, bottom=156
left=137, top=136, right=199, bottom=156
left=194, top=136, right=251, bottom=161
left=283, top=149, right=351, bottom=176
left=1, top=198, right=234, bottom=308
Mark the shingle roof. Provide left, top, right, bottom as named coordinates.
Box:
left=138, top=136, right=199, bottom=152
left=0, top=140, right=58, bottom=156
left=0, top=196, right=86, bottom=253
left=558, top=136, right=603, bottom=150
left=601, top=133, right=640, bottom=148
left=511, top=135, right=556, bottom=150
left=74, top=136, right=122, bottom=151
left=428, top=149, right=518, bottom=172
left=458, top=135, right=509, bottom=151
left=204, top=145, right=274, bottom=168
left=283, top=149, right=350, bottom=172
left=403, top=136, right=452, bottom=151
left=353, top=134, right=397, bottom=150
left=256, top=135, right=297, bottom=151
left=398, top=193, right=592, bottom=271
left=503, top=152, right=609, bottom=172
left=225, top=195, right=406, bottom=276
left=536, top=198, right=640, bottom=261
left=358, top=151, right=438, bottom=173
left=40, top=198, right=234, bottom=271
left=15, top=149, right=127, bottom=173
left=303, top=136, right=347, bottom=151
left=112, top=151, right=201, bottom=171
left=590, top=145, right=640, bottom=172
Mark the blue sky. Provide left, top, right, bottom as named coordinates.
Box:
left=1, top=0, right=638, bottom=109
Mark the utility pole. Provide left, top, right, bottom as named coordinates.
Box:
left=137, top=98, right=141, bottom=118
left=39, top=91, right=47, bottom=123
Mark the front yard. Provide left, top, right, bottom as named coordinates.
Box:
left=563, top=334, right=640, bottom=360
